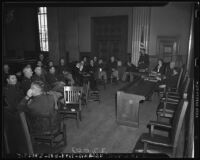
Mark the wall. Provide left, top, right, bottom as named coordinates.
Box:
left=78, top=7, right=132, bottom=53
left=4, top=7, right=39, bottom=58
left=149, top=2, right=192, bottom=65
left=48, top=4, right=192, bottom=64
left=48, top=7, right=133, bottom=63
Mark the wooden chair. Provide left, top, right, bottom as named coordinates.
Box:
left=133, top=100, right=189, bottom=157
left=157, top=77, right=190, bottom=121
left=87, top=81, right=101, bottom=104
left=58, top=86, right=83, bottom=128
left=3, top=109, right=34, bottom=155
left=160, top=75, right=189, bottom=104
left=26, top=111, right=67, bottom=150
left=158, top=67, right=185, bottom=98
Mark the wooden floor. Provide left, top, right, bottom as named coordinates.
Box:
left=33, top=81, right=170, bottom=154
left=57, top=81, right=162, bottom=153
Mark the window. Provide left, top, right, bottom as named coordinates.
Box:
left=38, top=7, right=49, bottom=52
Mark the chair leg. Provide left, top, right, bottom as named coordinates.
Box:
left=76, top=113, right=79, bottom=128
left=79, top=111, right=82, bottom=121
left=157, top=113, right=162, bottom=122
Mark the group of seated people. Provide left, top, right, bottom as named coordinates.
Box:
left=3, top=51, right=180, bottom=115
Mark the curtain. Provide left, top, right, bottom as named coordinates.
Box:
left=131, top=7, right=151, bottom=66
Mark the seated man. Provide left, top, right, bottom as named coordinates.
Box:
left=86, top=59, right=98, bottom=90
left=158, top=61, right=179, bottom=92
left=32, top=66, right=47, bottom=83
left=122, top=61, right=137, bottom=82
left=152, top=59, right=165, bottom=75
left=36, top=60, right=48, bottom=76
left=109, top=56, right=119, bottom=81
left=46, top=66, right=65, bottom=92
left=21, top=66, right=34, bottom=95
left=97, top=58, right=107, bottom=83
left=57, top=58, right=75, bottom=86
left=18, top=81, right=59, bottom=132
left=138, top=48, right=149, bottom=71
left=4, top=73, right=24, bottom=112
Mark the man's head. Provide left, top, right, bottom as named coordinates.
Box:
left=83, top=57, right=87, bottom=63
left=158, top=59, right=163, bottom=66
left=7, top=74, right=17, bottom=85
left=37, top=60, right=43, bottom=67
left=90, top=59, right=94, bottom=66
left=98, top=59, right=103, bottom=64
left=48, top=61, right=54, bottom=67
left=94, top=56, right=97, bottom=62
left=117, top=61, right=122, bottom=67
left=23, top=66, right=33, bottom=79
left=110, top=56, right=115, bottom=62
left=170, top=61, right=176, bottom=69
left=60, top=58, right=65, bottom=66
left=39, top=54, right=44, bottom=61
left=34, top=66, right=42, bottom=76
left=30, top=81, right=45, bottom=97
left=3, top=64, right=10, bottom=73
left=49, top=66, right=56, bottom=74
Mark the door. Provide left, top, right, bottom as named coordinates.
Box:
left=91, top=16, right=128, bottom=62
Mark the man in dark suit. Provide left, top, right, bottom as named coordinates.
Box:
left=4, top=73, right=24, bottom=112
left=18, top=81, right=58, bottom=132
left=21, top=66, right=34, bottom=95
left=153, top=59, right=165, bottom=75
left=138, top=49, right=149, bottom=70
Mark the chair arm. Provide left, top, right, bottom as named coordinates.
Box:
left=166, top=91, right=179, bottom=96
left=148, top=121, right=172, bottom=129
left=141, top=135, right=173, bottom=148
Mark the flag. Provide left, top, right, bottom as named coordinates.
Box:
left=140, top=26, right=145, bottom=51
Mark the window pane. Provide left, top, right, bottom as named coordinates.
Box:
left=38, top=7, right=49, bottom=51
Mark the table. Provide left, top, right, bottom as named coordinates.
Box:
left=116, top=77, right=157, bottom=128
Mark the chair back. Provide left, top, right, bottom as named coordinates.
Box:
left=175, top=67, right=183, bottom=91
left=83, top=81, right=89, bottom=102
left=182, top=77, right=191, bottom=99
left=63, top=86, right=83, bottom=104
left=171, top=100, right=189, bottom=152
left=3, top=109, right=34, bottom=155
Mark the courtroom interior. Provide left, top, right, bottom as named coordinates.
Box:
left=2, top=1, right=197, bottom=158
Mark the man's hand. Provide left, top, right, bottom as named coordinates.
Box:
left=26, top=89, right=33, bottom=98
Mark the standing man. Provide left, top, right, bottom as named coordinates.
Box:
left=138, top=48, right=149, bottom=71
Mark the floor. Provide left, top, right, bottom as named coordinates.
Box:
left=34, top=81, right=165, bottom=153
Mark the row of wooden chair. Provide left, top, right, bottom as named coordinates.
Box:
left=133, top=67, right=193, bottom=157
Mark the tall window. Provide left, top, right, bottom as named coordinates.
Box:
left=38, top=7, right=49, bottom=51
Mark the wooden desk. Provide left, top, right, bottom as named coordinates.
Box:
left=116, top=78, right=157, bottom=128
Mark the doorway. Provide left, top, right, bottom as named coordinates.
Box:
left=91, top=15, right=128, bottom=62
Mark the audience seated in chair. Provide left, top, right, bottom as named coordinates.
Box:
left=117, top=60, right=126, bottom=81
left=4, top=73, right=25, bottom=113
left=18, top=81, right=61, bottom=133
left=21, top=66, right=34, bottom=95
left=18, top=80, right=65, bottom=148
left=97, top=58, right=107, bottom=83
left=138, top=48, right=149, bottom=71
left=108, top=56, right=119, bottom=82
left=32, top=66, right=47, bottom=83
left=86, top=59, right=98, bottom=90
left=122, top=60, right=137, bottom=82
left=38, top=53, right=48, bottom=69
left=46, top=66, right=66, bottom=92
left=57, top=58, right=75, bottom=86
left=152, top=58, right=165, bottom=75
